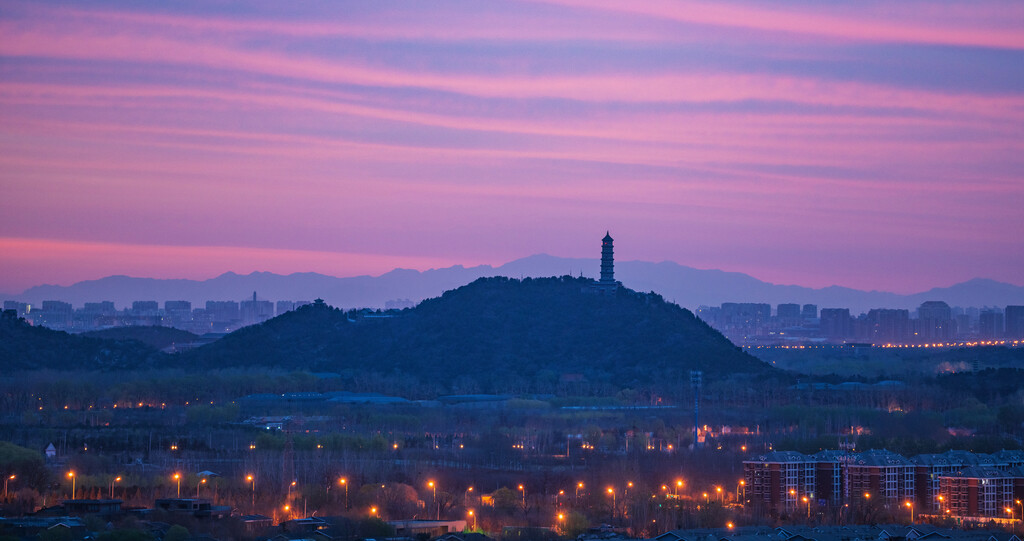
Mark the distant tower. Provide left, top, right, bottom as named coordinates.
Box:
left=600, top=232, right=615, bottom=285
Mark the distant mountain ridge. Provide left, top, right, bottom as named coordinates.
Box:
left=9, top=254, right=1024, bottom=314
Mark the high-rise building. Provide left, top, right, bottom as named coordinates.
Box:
left=240, top=292, right=274, bottom=325
left=866, top=308, right=910, bottom=344
left=916, top=301, right=954, bottom=342
left=820, top=308, right=852, bottom=340
left=276, top=300, right=296, bottom=316
left=1005, top=305, right=1024, bottom=339
left=206, top=301, right=240, bottom=323
left=777, top=303, right=801, bottom=319
left=801, top=304, right=817, bottom=319
left=979, top=310, right=1004, bottom=339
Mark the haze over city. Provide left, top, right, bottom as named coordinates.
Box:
left=2, top=1, right=1023, bottom=295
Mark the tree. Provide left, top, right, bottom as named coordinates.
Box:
left=164, top=525, right=189, bottom=541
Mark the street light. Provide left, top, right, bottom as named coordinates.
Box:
left=905, top=501, right=914, bottom=524
left=469, top=509, right=477, bottom=530
left=428, top=480, right=437, bottom=519
left=4, top=475, right=14, bottom=500
left=576, top=482, right=584, bottom=500
left=288, top=480, right=296, bottom=498
left=340, top=478, right=348, bottom=509
left=110, top=476, right=121, bottom=499
left=246, top=474, right=255, bottom=511
left=173, top=473, right=181, bottom=498
left=67, top=471, right=75, bottom=500
left=519, top=484, right=526, bottom=508
left=675, top=480, right=683, bottom=496
left=197, top=478, right=206, bottom=498
left=716, top=486, right=723, bottom=504
left=607, top=487, right=615, bottom=522
left=802, top=496, right=810, bottom=519
left=738, top=480, right=746, bottom=504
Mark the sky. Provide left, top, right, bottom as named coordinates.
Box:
left=1, top=1, right=1022, bottom=295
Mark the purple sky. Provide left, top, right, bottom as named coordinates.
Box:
left=1, top=1, right=1022, bottom=294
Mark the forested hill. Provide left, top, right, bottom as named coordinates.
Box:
left=182, top=276, right=774, bottom=392
left=0, top=311, right=163, bottom=371
left=81, top=326, right=199, bottom=351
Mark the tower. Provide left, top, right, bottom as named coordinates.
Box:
left=600, top=232, right=615, bottom=285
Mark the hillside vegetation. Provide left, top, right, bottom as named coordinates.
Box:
left=0, top=311, right=162, bottom=370
left=82, top=325, right=199, bottom=350
left=182, top=276, right=773, bottom=392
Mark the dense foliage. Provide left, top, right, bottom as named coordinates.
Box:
left=181, top=276, right=772, bottom=392
left=81, top=326, right=199, bottom=350
left=0, top=311, right=162, bottom=370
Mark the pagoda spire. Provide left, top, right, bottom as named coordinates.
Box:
left=600, top=232, right=615, bottom=285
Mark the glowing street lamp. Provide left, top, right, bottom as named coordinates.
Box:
left=576, top=482, right=584, bottom=500
left=518, top=484, right=526, bottom=508
left=110, top=476, right=121, bottom=499
left=428, top=480, right=438, bottom=519
left=607, top=487, right=616, bottom=521
left=197, top=478, right=207, bottom=498
left=370, top=506, right=378, bottom=517
left=469, top=509, right=477, bottom=530
left=67, top=471, right=76, bottom=500
left=716, top=486, right=723, bottom=503
left=340, top=478, right=349, bottom=509
left=4, top=475, right=14, bottom=500
left=246, top=474, right=255, bottom=511
left=802, top=496, right=810, bottom=518
left=905, top=501, right=914, bottom=523
left=173, top=473, right=181, bottom=498
left=675, top=480, right=683, bottom=496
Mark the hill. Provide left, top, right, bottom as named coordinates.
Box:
left=181, top=276, right=774, bottom=393
left=81, top=326, right=200, bottom=351
left=11, top=255, right=1024, bottom=313
left=0, top=311, right=163, bottom=371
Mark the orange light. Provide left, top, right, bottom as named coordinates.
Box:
left=67, top=471, right=74, bottom=478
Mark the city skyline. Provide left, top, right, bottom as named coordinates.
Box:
left=2, top=1, right=1023, bottom=294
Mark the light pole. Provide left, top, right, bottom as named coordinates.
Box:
left=340, top=478, right=348, bottom=509
left=675, top=480, right=683, bottom=496
left=716, top=486, right=723, bottom=504
left=469, top=510, right=477, bottom=530
left=288, top=480, right=296, bottom=498
left=247, top=475, right=255, bottom=511
left=737, top=480, right=745, bottom=504
left=607, top=487, right=615, bottom=522
left=197, top=478, right=206, bottom=498
left=802, top=496, right=810, bottom=519
left=428, top=480, right=437, bottom=519
left=576, top=482, right=584, bottom=502
left=173, top=473, right=181, bottom=498
left=110, top=476, right=121, bottom=499
left=518, top=484, right=526, bottom=509
left=905, top=501, right=914, bottom=524
left=4, top=475, right=14, bottom=500
left=67, top=472, right=75, bottom=500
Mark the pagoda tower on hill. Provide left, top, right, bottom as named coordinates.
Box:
left=596, top=231, right=619, bottom=292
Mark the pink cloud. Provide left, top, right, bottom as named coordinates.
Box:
left=538, top=0, right=1024, bottom=50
